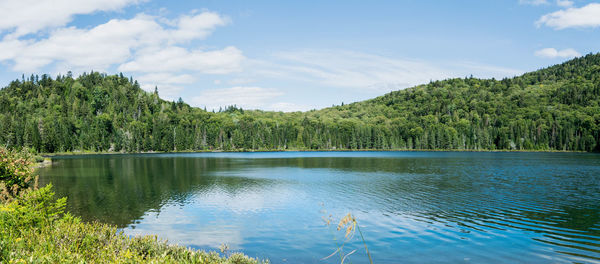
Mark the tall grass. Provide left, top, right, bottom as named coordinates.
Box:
left=322, top=209, right=373, bottom=264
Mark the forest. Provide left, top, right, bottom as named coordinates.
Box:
left=0, top=53, right=599, bottom=153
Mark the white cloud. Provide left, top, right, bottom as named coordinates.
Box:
left=170, top=12, right=230, bottom=43
left=142, top=84, right=184, bottom=101
left=137, top=73, right=195, bottom=85
left=269, top=102, right=313, bottom=112
left=248, top=50, right=522, bottom=92
left=118, top=46, right=243, bottom=74
left=0, top=12, right=234, bottom=72
left=519, top=0, right=573, bottom=7
left=0, top=0, right=142, bottom=37
left=556, top=0, right=574, bottom=7
left=1, top=14, right=163, bottom=72
left=192, top=90, right=313, bottom=111
left=519, top=0, right=549, bottom=5
left=137, top=73, right=195, bottom=99
left=251, top=50, right=448, bottom=91
left=534, top=48, right=581, bottom=58
left=536, top=3, right=600, bottom=29
left=227, top=78, right=256, bottom=85
left=191, top=86, right=284, bottom=110
left=449, top=61, right=524, bottom=78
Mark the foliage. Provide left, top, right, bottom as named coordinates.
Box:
left=0, top=148, right=263, bottom=263
left=0, top=148, right=37, bottom=202
left=1, top=54, right=599, bottom=152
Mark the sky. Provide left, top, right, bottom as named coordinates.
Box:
left=0, top=0, right=599, bottom=111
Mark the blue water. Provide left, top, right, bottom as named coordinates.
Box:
left=38, top=151, right=600, bottom=263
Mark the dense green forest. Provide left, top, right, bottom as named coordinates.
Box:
left=1, top=54, right=599, bottom=153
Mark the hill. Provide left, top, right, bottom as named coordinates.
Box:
left=0, top=54, right=599, bottom=153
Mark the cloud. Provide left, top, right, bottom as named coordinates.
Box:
left=118, top=45, right=243, bottom=99
left=169, top=12, right=230, bottom=43
left=137, top=73, right=195, bottom=99
left=0, top=0, right=143, bottom=37
left=118, top=46, right=243, bottom=74
left=534, top=48, right=581, bottom=58
left=556, top=0, right=573, bottom=8
left=519, top=0, right=549, bottom=5
left=251, top=50, right=450, bottom=91
left=191, top=86, right=284, bottom=110
left=0, top=12, right=234, bottom=72
left=227, top=78, right=256, bottom=85
left=1, top=14, right=163, bottom=72
left=449, top=61, right=524, bottom=78
left=269, top=102, right=313, bottom=112
left=536, top=3, right=600, bottom=29
left=519, top=0, right=573, bottom=8
left=137, top=73, right=196, bottom=85
left=248, top=50, right=522, bottom=92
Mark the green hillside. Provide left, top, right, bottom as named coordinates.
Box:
left=1, top=54, right=599, bottom=153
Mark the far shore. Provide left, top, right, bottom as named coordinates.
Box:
left=40, top=148, right=592, bottom=157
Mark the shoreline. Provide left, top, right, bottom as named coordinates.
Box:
left=41, top=148, right=592, bottom=157
left=32, top=157, right=53, bottom=169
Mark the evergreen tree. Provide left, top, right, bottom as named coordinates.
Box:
left=0, top=54, right=599, bottom=153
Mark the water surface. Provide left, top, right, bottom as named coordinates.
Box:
left=38, top=152, right=600, bottom=263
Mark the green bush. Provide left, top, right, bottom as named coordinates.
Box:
left=0, top=148, right=37, bottom=202
left=33, top=155, right=45, bottom=163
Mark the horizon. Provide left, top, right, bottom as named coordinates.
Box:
left=1, top=0, right=599, bottom=111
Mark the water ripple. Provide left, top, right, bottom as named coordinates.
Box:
left=38, top=151, right=600, bottom=263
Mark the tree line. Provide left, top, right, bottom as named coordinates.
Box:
left=1, top=53, right=599, bottom=153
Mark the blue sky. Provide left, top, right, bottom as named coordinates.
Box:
left=0, top=0, right=599, bottom=111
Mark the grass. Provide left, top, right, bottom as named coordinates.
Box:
left=0, top=147, right=265, bottom=264
left=321, top=208, right=373, bottom=264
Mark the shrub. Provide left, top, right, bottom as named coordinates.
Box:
left=34, top=155, right=45, bottom=163
left=0, top=148, right=37, bottom=202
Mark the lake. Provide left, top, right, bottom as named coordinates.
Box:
left=37, top=151, right=600, bottom=263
